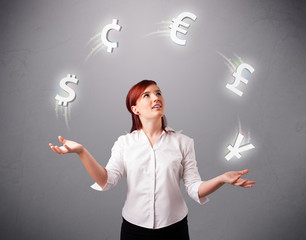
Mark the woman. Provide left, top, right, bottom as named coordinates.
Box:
left=49, top=80, right=256, bottom=240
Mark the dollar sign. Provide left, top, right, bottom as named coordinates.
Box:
left=55, top=74, right=79, bottom=106
left=169, top=12, right=197, bottom=46
left=226, top=63, right=255, bottom=96
left=101, top=19, right=122, bottom=53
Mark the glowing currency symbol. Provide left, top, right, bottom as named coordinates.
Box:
left=226, top=63, right=254, bottom=96
left=101, top=19, right=122, bottom=53
left=55, top=74, right=79, bottom=107
left=169, top=12, right=197, bottom=45
left=225, top=133, right=255, bottom=161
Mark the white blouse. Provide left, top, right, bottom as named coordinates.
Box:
left=92, top=127, right=209, bottom=229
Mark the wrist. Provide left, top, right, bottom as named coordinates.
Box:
left=218, top=174, right=226, bottom=185
left=77, top=145, right=85, bottom=155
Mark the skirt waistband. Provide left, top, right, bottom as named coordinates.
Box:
left=122, top=215, right=188, bottom=231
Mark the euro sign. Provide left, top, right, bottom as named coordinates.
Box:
left=169, top=12, right=197, bottom=46
left=226, top=63, right=255, bottom=96
left=55, top=74, right=79, bottom=107
left=101, top=19, right=122, bottom=53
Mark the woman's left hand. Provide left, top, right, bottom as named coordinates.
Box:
left=221, top=169, right=256, bottom=188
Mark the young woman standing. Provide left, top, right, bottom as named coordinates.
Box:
left=49, top=80, right=255, bottom=240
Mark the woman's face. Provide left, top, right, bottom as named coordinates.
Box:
left=132, top=84, right=165, bottom=121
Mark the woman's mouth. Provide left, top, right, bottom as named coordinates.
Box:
left=152, top=104, right=162, bottom=109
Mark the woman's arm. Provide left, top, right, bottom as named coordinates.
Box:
left=77, top=147, right=108, bottom=188
left=49, top=136, right=108, bottom=188
left=198, top=169, right=256, bottom=198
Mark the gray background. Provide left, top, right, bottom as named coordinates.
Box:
left=1, top=0, right=306, bottom=239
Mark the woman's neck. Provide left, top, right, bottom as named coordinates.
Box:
left=140, top=118, right=163, bottom=139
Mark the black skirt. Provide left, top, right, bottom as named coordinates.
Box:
left=120, top=215, right=190, bottom=240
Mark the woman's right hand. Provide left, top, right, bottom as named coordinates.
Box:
left=49, top=136, right=84, bottom=155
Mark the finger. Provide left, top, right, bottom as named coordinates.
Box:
left=236, top=179, right=248, bottom=186
left=246, top=181, right=256, bottom=184
left=245, top=181, right=256, bottom=187
left=63, top=144, right=72, bottom=152
left=239, top=169, right=249, bottom=175
left=58, top=136, right=66, bottom=144
left=59, top=146, right=69, bottom=154
left=53, top=146, right=62, bottom=154
left=51, top=145, right=60, bottom=154
left=49, top=145, right=59, bottom=153
left=55, top=146, right=64, bottom=154
left=242, top=180, right=256, bottom=186
left=232, top=174, right=242, bottom=183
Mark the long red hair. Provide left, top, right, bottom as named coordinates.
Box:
left=126, top=80, right=167, bottom=133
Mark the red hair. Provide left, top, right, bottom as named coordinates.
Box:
left=126, top=80, right=167, bottom=133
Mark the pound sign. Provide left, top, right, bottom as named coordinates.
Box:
left=226, top=63, right=254, bottom=96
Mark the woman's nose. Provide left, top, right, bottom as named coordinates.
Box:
left=153, top=96, right=160, bottom=102
left=152, top=95, right=158, bottom=101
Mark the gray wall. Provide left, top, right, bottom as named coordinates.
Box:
left=1, top=0, right=306, bottom=239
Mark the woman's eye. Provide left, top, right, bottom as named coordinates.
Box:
left=144, top=94, right=149, bottom=98
left=156, top=92, right=161, bottom=96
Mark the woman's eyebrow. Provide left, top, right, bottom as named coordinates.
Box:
left=142, top=89, right=161, bottom=95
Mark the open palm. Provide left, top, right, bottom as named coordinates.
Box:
left=222, top=169, right=256, bottom=188
left=49, top=136, right=83, bottom=154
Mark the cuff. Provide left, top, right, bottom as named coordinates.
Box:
left=194, top=181, right=210, bottom=205
left=90, top=169, right=113, bottom=191
left=90, top=181, right=112, bottom=191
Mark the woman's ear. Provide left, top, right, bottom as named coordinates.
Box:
left=131, top=105, right=138, bottom=115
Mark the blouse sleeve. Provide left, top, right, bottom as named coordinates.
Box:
left=90, top=136, right=125, bottom=191
left=181, top=138, right=209, bottom=205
